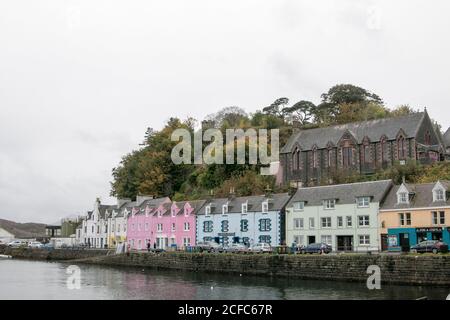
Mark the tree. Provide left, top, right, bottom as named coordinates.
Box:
left=282, top=100, right=316, bottom=125
left=263, top=97, right=289, bottom=117
left=321, top=84, right=383, bottom=106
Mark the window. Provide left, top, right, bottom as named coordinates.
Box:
left=398, top=192, right=408, bottom=204
left=183, top=237, right=191, bottom=247
left=205, top=206, right=211, bottom=216
left=137, top=223, right=141, bottom=231
left=240, top=219, right=249, bottom=232
left=157, top=223, right=163, bottom=232
left=324, top=199, right=336, bottom=210
left=363, top=145, right=371, bottom=163
left=259, top=219, right=272, bottom=232
left=145, top=223, right=149, bottom=231
left=97, top=226, right=100, bottom=234
left=321, top=217, right=331, bottom=228
left=259, top=235, right=271, bottom=244
left=342, top=147, right=353, bottom=167
left=357, top=197, right=370, bottom=208
left=221, top=220, right=229, bottom=232
left=203, top=237, right=213, bottom=242
left=172, top=208, right=177, bottom=217
left=293, top=201, right=305, bottom=211
left=242, top=203, right=248, bottom=214
left=262, top=201, right=269, bottom=213
left=313, top=150, right=318, bottom=168
left=294, top=218, right=304, bottom=229
left=321, top=235, right=332, bottom=245
left=171, top=223, right=176, bottom=232
left=222, top=204, right=228, bottom=215
left=434, top=189, right=445, bottom=202
left=398, top=136, right=406, bottom=159
left=203, top=221, right=213, bottom=233
left=293, top=235, right=305, bottom=246
left=399, top=213, right=411, bottom=226
left=337, top=216, right=343, bottom=228
left=184, top=222, right=190, bottom=231
left=359, top=235, right=370, bottom=245
left=432, top=211, right=445, bottom=225
left=309, top=218, right=315, bottom=229
left=381, top=140, right=388, bottom=163
left=358, top=216, right=370, bottom=227
left=328, top=149, right=334, bottom=167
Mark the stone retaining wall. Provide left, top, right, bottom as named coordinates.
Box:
left=0, top=245, right=112, bottom=261
left=79, top=252, right=450, bottom=286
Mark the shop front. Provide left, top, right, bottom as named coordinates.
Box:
left=387, top=227, right=450, bottom=252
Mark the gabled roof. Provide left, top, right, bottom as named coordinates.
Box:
left=381, top=181, right=450, bottom=210
left=287, top=180, right=393, bottom=206
left=198, top=193, right=291, bottom=215
left=281, top=113, right=426, bottom=153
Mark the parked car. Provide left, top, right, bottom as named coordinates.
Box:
left=7, top=240, right=25, bottom=248
left=224, top=243, right=249, bottom=253
left=196, top=241, right=224, bottom=253
left=249, top=243, right=273, bottom=253
left=43, top=243, right=55, bottom=249
left=300, top=243, right=332, bottom=254
left=410, top=241, right=448, bottom=254
left=28, top=241, right=44, bottom=249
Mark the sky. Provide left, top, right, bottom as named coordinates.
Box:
left=1, top=0, right=450, bottom=223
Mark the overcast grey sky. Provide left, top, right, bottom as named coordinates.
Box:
left=1, top=0, right=449, bottom=223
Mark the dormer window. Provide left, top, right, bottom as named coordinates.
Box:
left=324, top=199, right=336, bottom=210
left=222, top=204, right=228, bottom=215
left=293, top=201, right=305, bottom=211
left=262, top=201, right=269, bottom=213
left=434, top=189, right=445, bottom=202
left=205, top=205, right=211, bottom=216
left=398, top=192, right=408, bottom=204
left=242, top=203, right=248, bottom=214
left=357, top=197, right=370, bottom=208
left=171, top=208, right=177, bottom=217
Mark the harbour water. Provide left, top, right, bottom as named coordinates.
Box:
left=0, top=259, right=448, bottom=300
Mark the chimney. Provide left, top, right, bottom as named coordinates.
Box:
left=228, top=187, right=236, bottom=199
left=402, top=176, right=406, bottom=184
left=264, top=184, right=273, bottom=198
left=136, top=195, right=154, bottom=206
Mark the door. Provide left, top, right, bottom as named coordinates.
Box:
left=308, top=236, right=316, bottom=245
left=381, top=234, right=388, bottom=251
left=399, top=233, right=410, bottom=252
left=337, top=236, right=353, bottom=252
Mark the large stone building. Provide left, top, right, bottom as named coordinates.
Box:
left=279, top=111, right=445, bottom=187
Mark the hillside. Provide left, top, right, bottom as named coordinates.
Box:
left=0, top=218, right=46, bottom=238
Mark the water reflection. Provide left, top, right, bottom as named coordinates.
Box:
left=0, top=259, right=448, bottom=300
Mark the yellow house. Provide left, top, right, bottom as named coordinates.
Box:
left=379, top=181, right=450, bottom=251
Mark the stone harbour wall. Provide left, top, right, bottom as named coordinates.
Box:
left=79, top=252, right=450, bottom=286
left=1, top=244, right=449, bottom=286
left=0, top=245, right=112, bottom=261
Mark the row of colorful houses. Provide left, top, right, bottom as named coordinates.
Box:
left=75, top=180, right=450, bottom=252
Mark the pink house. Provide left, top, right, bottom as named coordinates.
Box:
left=127, top=198, right=205, bottom=251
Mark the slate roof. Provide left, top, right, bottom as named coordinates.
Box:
left=287, top=180, right=393, bottom=207
left=198, top=193, right=292, bottom=215
left=381, top=181, right=450, bottom=210
left=281, top=113, right=426, bottom=153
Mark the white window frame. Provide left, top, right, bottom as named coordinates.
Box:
left=346, top=216, right=353, bottom=227
left=434, top=189, right=445, bottom=202
left=293, top=201, right=305, bottom=211
left=222, top=204, right=228, bottom=216
left=262, top=201, right=269, bottom=213
left=321, top=217, right=332, bottom=228
left=398, top=192, right=408, bottom=204
left=320, top=235, right=332, bottom=245
left=324, top=199, right=336, bottom=210
left=157, top=223, right=163, bottom=232
left=359, top=235, right=370, bottom=246
left=294, top=218, right=304, bottom=230
left=184, top=222, right=190, bottom=231
left=337, top=216, right=343, bottom=228
left=357, top=197, right=370, bottom=208
left=358, top=215, right=370, bottom=227
left=309, top=217, right=315, bottom=229
left=171, top=223, right=176, bottom=232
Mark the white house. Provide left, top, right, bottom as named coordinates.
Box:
left=285, top=180, right=393, bottom=252
left=196, top=193, right=292, bottom=247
